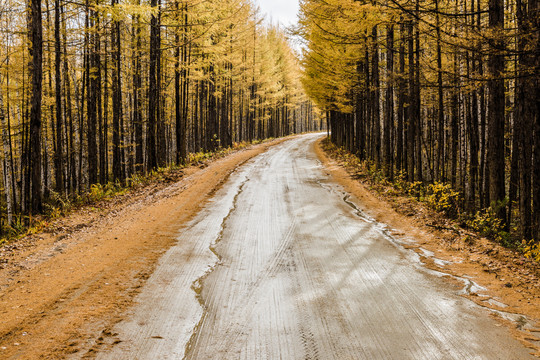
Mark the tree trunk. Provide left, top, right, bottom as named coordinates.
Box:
left=132, top=8, right=143, bottom=173
left=371, top=26, right=381, bottom=168
left=407, top=21, right=415, bottom=182
left=112, top=0, right=124, bottom=181
left=54, top=0, right=64, bottom=194
left=435, top=0, right=445, bottom=182
left=146, top=0, right=159, bottom=171
left=487, top=0, right=506, bottom=221
left=87, top=2, right=98, bottom=185
left=155, top=1, right=166, bottom=167
left=29, top=0, right=43, bottom=213
left=0, top=89, right=14, bottom=225
left=384, top=24, right=394, bottom=179
left=396, top=20, right=406, bottom=173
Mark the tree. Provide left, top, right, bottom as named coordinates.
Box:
left=298, top=0, right=539, bottom=243
left=29, top=0, right=43, bottom=213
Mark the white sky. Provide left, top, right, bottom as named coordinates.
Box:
left=256, top=0, right=300, bottom=27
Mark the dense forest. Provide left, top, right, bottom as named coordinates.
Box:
left=299, top=0, right=539, bottom=243
left=0, top=0, right=322, bottom=230
left=1, top=0, right=538, bottom=247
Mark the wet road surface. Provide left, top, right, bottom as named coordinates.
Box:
left=98, top=134, right=534, bottom=359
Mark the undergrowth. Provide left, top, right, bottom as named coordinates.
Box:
left=322, top=138, right=538, bottom=262
left=0, top=140, right=265, bottom=246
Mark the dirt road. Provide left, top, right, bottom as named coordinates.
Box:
left=0, top=138, right=288, bottom=359
left=97, top=134, right=535, bottom=359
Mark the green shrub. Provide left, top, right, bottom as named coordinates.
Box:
left=467, top=206, right=510, bottom=245
left=407, top=181, right=425, bottom=199
left=393, top=171, right=408, bottom=192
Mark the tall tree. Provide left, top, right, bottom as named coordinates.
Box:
left=54, top=0, right=64, bottom=193
left=146, top=0, right=159, bottom=171
left=487, top=0, right=506, bottom=221
left=111, top=0, right=123, bottom=181
left=29, top=0, right=43, bottom=213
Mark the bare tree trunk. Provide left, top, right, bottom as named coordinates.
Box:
left=86, top=0, right=98, bottom=185
left=515, top=0, right=534, bottom=239
left=0, top=88, right=14, bottom=225
left=396, top=20, right=406, bottom=173
left=414, top=0, right=422, bottom=182
left=487, top=0, right=506, bottom=221
left=407, top=21, right=415, bottom=182
left=111, top=0, right=124, bottom=181
left=146, top=0, right=159, bottom=171
left=54, top=0, right=64, bottom=194
left=435, top=0, right=445, bottom=182
left=132, top=7, right=143, bottom=173
left=534, top=0, right=540, bottom=240
left=175, top=0, right=182, bottom=165
left=100, top=31, right=108, bottom=183
left=371, top=26, right=381, bottom=168
left=62, top=4, right=76, bottom=194
left=384, top=24, right=394, bottom=179
left=29, top=0, right=43, bottom=213
left=156, top=1, right=166, bottom=167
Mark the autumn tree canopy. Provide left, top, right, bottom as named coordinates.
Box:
left=0, top=0, right=322, bottom=229
left=298, top=0, right=540, bottom=243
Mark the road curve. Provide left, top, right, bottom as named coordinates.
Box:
left=97, top=134, right=534, bottom=359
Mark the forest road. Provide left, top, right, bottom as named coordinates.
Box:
left=97, top=133, right=535, bottom=359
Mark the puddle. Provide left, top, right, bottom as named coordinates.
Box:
left=420, top=248, right=434, bottom=257
left=483, top=298, right=508, bottom=309
left=459, top=277, right=488, bottom=296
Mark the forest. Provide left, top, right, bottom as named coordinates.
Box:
left=0, top=0, right=322, bottom=231
left=298, top=0, right=540, bottom=244
left=0, top=0, right=538, bottom=248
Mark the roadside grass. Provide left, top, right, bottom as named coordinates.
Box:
left=0, top=139, right=270, bottom=247
left=321, top=138, right=540, bottom=263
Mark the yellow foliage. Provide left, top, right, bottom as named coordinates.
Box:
left=520, top=240, right=540, bottom=262
left=426, top=182, right=460, bottom=216
left=467, top=208, right=507, bottom=243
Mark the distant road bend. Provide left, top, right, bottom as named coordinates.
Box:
left=98, top=134, right=534, bottom=359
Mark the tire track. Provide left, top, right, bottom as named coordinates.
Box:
left=99, top=134, right=536, bottom=359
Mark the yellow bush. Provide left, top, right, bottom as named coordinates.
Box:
left=467, top=207, right=509, bottom=244
left=407, top=181, right=425, bottom=199
left=520, top=240, right=540, bottom=262
left=426, top=182, right=460, bottom=216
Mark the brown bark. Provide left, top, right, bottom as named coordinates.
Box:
left=487, top=0, right=506, bottom=221
left=112, top=0, right=124, bottom=181
left=29, top=0, right=43, bottom=213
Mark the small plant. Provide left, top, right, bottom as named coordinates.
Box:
left=407, top=181, right=425, bottom=200
left=393, top=171, right=408, bottom=193
left=83, top=182, right=128, bottom=204
left=520, top=240, right=540, bottom=262
left=366, top=161, right=386, bottom=184
left=467, top=206, right=510, bottom=245
left=426, top=182, right=461, bottom=216
left=188, top=151, right=214, bottom=164
left=43, top=190, right=72, bottom=219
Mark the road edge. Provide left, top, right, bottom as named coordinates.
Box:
left=0, top=136, right=293, bottom=359
left=313, top=136, right=540, bottom=357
